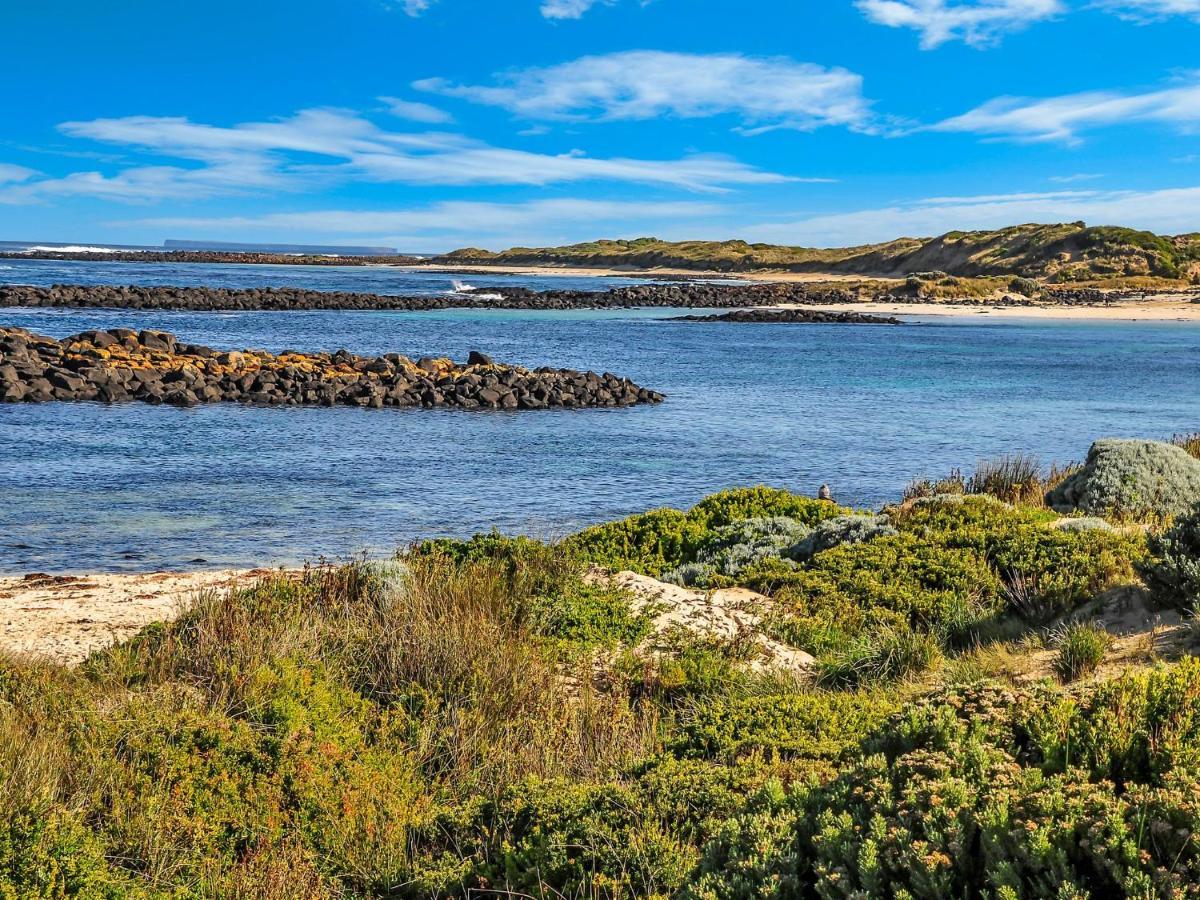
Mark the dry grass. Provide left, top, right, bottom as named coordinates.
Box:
left=1172, top=433, right=1200, bottom=460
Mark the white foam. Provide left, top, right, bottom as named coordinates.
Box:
left=450, top=280, right=475, bottom=293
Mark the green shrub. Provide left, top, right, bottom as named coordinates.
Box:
left=1051, top=621, right=1112, bottom=682
left=567, top=488, right=845, bottom=576
left=666, top=690, right=899, bottom=763
left=1047, top=438, right=1200, bottom=521
left=1139, top=504, right=1200, bottom=612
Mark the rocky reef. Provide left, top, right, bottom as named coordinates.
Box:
left=0, top=326, right=663, bottom=410
left=667, top=308, right=902, bottom=324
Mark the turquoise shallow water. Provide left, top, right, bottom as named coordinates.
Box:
left=2, top=260, right=1199, bottom=572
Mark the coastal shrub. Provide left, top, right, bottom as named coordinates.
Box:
left=1053, top=516, right=1116, bottom=532
left=1009, top=276, right=1040, bottom=296
left=787, top=513, right=896, bottom=562
left=663, top=517, right=811, bottom=586
left=1046, top=438, right=1200, bottom=521
left=1138, top=504, right=1200, bottom=612
left=895, top=494, right=1143, bottom=620
left=1051, top=621, right=1112, bottom=682
left=666, top=689, right=899, bottom=763
left=750, top=532, right=1005, bottom=650
left=567, top=488, right=845, bottom=575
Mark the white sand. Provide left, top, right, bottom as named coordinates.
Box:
left=0, top=569, right=277, bottom=665
left=592, top=569, right=814, bottom=673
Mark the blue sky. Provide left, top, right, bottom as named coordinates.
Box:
left=3, top=0, right=1199, bottom=251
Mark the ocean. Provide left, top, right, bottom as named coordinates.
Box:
left=2, top=258, right=1198, bottom=572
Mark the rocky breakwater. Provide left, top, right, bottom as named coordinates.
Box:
left=0, top=282, right=869, bottom=312
left=0, top=327, right=664, bottom=411
left=667, top=308, right=902, bottom=324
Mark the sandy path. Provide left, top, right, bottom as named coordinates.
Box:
left=0, top=569, right=275, bottom=665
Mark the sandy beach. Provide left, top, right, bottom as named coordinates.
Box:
left=406, top=263, right=878, bottom=284
left=779, top=298, right=1200, bottom=322
left=0, top=569, right=277, bottom=664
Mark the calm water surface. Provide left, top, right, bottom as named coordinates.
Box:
left=2, top=260, right=1198, bottom=572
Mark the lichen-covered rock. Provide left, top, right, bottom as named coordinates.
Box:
left=1046, top=439, right=1200, bottom=520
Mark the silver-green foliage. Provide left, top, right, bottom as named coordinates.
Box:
left=663, top=517, right=811, bottom=587
left=1139, top=505, right=1200, bottom=612
left=788, top=514, right=898, bottom=562
left=1053, top=517, right=1117, bottom=533
left=1047, top=439, right=1200, bottom=521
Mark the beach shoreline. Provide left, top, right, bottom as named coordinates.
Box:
left=769, top=298, right=1200, bottom=322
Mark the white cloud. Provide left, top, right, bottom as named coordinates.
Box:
left=379, top=96, right=453, bottom=124
left=0, top=107, right=793, bottom=204
left=416, top=51, right=872, bottom=133
left=1048, top=173, right=1105, bottom=183
left=742, top=185, right=1200, bottom=247
left=856, top=0, right=1064, bottom=48
left=0, top=164, right=36, bottom=184
left=399, top=0, right=435, bottom=16
left=540, top=0, right=607, bottom=17
left=933, top=79, right=1200, bottom=142
left=115, top=198, right=724, bottom=253
left=1096, top=0, right=1200, bottom=20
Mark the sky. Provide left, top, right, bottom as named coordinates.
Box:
left=3, top=0, right=1200, bottom=252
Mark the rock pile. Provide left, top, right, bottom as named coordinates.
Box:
left=667, top=308, right=902, bottom=324
left=0, top=327, right=663, bottom=411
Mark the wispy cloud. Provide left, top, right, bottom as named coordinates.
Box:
left=1048, top=172, right=1105, bottom=183
left=379, top=96, right=454, bottom=124
left=540, top=0, right=608, bottom=18
left=1096, top=0, right=1200, bottom=21
left=742, top=185, right=1200, bottom=246
left=932, top=77, right=1200, bottom=142
left=0, top=107, right=794, bottom=204
left=116, top=198, right=724, bottom=253
left=398, top=0, right=435, bottom=16
left=0, top=164, right=37, bottom=184
left=856, top=0, right=1064, bottom=49
left=416, top=51, right=872, bottom=134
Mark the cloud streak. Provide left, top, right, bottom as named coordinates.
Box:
left=932, top=77, right=1200, bottom=142
left=0, top=107, right=794, bottom=204
left=416, top=51, right=873, bottom=133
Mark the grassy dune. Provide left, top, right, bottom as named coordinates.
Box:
left=441, top=223, right=1200, bottom=285
left=6, top=444, right=1200, bottom=896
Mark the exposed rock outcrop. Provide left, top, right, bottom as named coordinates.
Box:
left=0, top=326, right=664, bottom=411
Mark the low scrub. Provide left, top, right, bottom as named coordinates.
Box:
left=1139, top=504, right=1200, bottom=612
